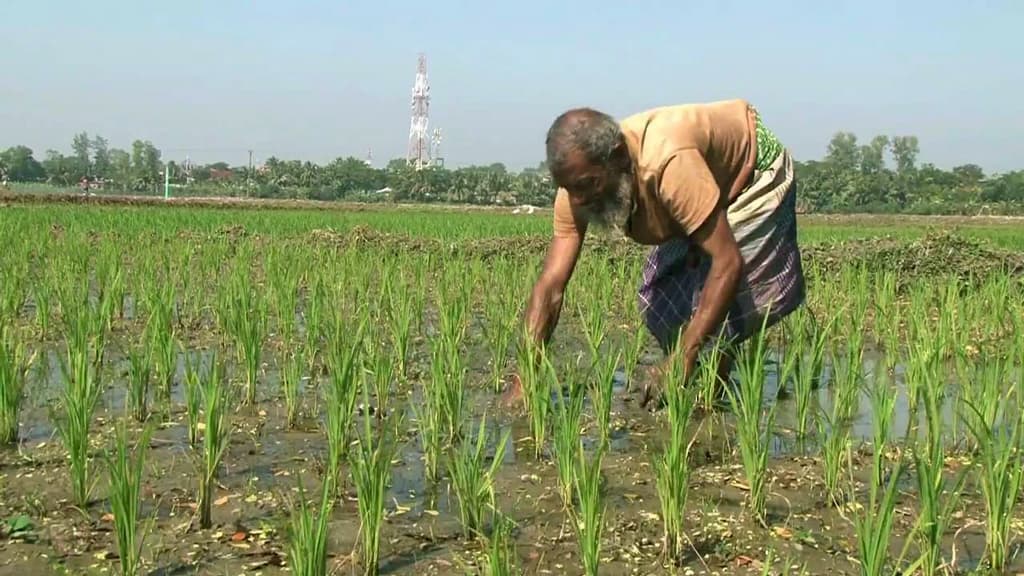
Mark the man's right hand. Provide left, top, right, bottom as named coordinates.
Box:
left=502, top=233, right=584, bottom=407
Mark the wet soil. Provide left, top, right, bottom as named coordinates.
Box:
left=0, top=331, right=1016, bottom=576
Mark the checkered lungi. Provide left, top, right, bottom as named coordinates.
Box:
left=637, top=148, right=806, bottom=353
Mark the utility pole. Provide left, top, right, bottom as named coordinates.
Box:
left=247, top=149, right=254, bottom=197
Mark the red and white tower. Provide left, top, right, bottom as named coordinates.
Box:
left=407, top=54, right=432, bottom=170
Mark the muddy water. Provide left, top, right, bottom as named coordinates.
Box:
left=4, top=339, right=1022, bottom=575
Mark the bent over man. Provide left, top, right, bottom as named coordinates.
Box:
left=513, top=99, right=806, bottom=405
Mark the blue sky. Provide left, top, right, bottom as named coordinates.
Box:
left=1, top=0, right=1021, bottom=173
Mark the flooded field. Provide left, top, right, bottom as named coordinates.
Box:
left=1, top=203, right=1023, bottom=575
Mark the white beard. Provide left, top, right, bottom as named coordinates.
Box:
left=581, top=174, right=634, bottom=240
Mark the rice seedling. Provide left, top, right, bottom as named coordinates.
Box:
left=182, top=351, right=202, bottom=448
left=552, top=362, right=586, bottom=510
left=350, top=381, right=401, bottom=576
left=31, top=280, right=51, bottom=340
left=286, top=473, right=334, bottom=576
left=792, top=311, right=832, bottom=443
left=516, top=333, right=551, bottom=460
left=622, top=322, right=647, bottom=392
left=588, top=347, right=620, bottom=452
left=105, top=420, right=155, bottom=576
left=324, top=318, right=364, bottom=488
left=233, top=277, right=268, bottom=407
left=384, top=274, right=415, bottom=382
left=819, top=326, right=862, bottom=507
left=723, top=322, right=775, bottom=526
left=482, top=290, right=517, bottom=393
left=573, top=442, right=605, bottom=576
left=280, top=343, right=304, bottom=430
left=55, top=293, right=108, bottom=508
left=367, top=339, right=395, bottom=418
left=270, top=253, right=301, bottom=346
left=908, top=344, right=967, bottom=576
left=125, top=344, right=151, bottom=423
left=411, top=382, right=443, bottom=487
left=447, top=412, right=510, bottom=540
left=197, top=353, right=231, bottom=530
left=485, top=513, right=518, bottom=576
left=652, top=349, right=697, bottom=565
left=430, top=335, right=466, bottom=444
left=0, top=325, right=32, bottom=444
left=960, top=369, right=1024, bottom=573
left=302, top=273, right=327, bottom=377
left=850, top=372, right=906, bottom=576
left=144, top=281, right=177, bottom=409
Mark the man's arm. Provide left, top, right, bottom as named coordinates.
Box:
left=678, top=205, right=743, bottom=375
left=523, top=233, right=583, bottom=345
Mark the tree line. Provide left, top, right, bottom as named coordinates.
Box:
left=2, top=131, right=1022, bottom=214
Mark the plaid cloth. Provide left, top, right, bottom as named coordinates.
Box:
left=637, top=147, right=806, bottom=353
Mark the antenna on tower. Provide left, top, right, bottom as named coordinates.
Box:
left=431, top=128, right=444, bottom=168
left=407, top=53, right=431, bottom=170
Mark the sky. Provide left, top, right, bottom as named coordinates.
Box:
left=1, top=0, right=1022, bottom=173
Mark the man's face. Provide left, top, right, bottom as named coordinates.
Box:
left=562, top=157, right=635, bottom=238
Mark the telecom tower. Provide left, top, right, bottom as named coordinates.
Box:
left=407, top=54, right=432, bottom=170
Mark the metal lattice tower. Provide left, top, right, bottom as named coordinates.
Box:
left=407, top=54, right=431, bottom=170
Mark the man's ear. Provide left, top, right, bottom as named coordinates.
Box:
left=611, top=137, right=631, bottom=170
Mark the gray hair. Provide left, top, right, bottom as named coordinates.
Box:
left=545, top=108, right=628, bottom=186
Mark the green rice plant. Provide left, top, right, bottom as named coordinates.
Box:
left=104, top=420, right=155, bottom=576
left=411, top=383, right=443, bottom=486
left=1, top=257, right=26, bottom=322
left=144, top=281, right=177, bottom=409
left=280, top=343, right=304, bottom=430
left=485, top=513, right=518, bottom=576
left=54, top=296, right=107, bottom=508
left=286, top=473, right=334, bottom=576
left=384, top=274, right=415, bottom=382
left=867, top=368, right=895, bottom=488
left=588, top=348, right=620, bottom=452
left=516, top=333, right=551, bottom=460
left=233, top=276, right=268, bottom=407
left=0, top=325, right=32, bottom=444
left=446, top=412, right=510, bottom=539
left=302, top=273, right=327, bottom=377
left=909, top=347, right=967, bottom=576
left=577, top=297, right=608, bottom=362
left=271, top=254, right=301, bottom=346
left=793, top=311, right=833, bottom=443
left=622, top=323, right=647, bottom=392
left=324, top=332, right=364, bottom=491
left=31, top=280, right=51, bottom=340
left=552, top=362, right=586, bottom=510
left=960, top=377, right=1024, bottom=573
left=849, top=442, right=906, bottom=576
left=349, top=381, right=401, bottom=576
left=482, top=290, right=517, bottom=393
left=197, top=353, right=231, bottom=530
left=430, top=335, right=466, bottom=445
left=125, top=344, right=151, bottom=423
left=696, top=332, right=726, bottom=412
left=367, top=340, right=395, bottom=419
left=182, top=351, right=202, bottom=448
left=722, top=321, right=775, bottom=526
left=573, top=443, right=605, bottom=576
left=652, top=349, right=698, bottom=565
left=820, top=335, right=861, bottom=507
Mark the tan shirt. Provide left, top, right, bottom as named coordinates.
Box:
left=552, top=99, right=758, bottom=245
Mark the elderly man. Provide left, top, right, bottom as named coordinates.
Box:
left=510, top=99, right=806, bottom=406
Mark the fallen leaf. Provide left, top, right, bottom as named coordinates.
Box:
left=100, top=513, right=115, bottom=523
left=214, top=496, right=229, bottom=507
left=231, top=531, right=247, bottom=542
left=772, top=526, right=794, bottom=539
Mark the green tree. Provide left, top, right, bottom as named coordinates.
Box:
left=0, top=146, right=46, bottom=181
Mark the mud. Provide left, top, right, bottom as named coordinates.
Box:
left=0, top=331, right=1016, bottom=576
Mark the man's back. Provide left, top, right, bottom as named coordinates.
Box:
left=620, top=99, right=757, bottom=203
